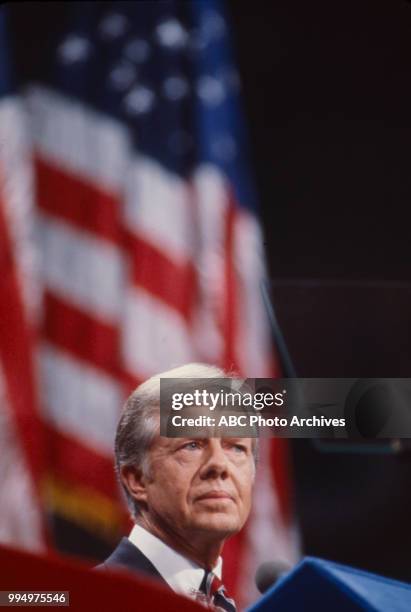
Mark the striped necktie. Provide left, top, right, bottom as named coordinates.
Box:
left=200, top=570, right=236, bottom=612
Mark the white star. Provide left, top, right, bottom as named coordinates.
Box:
left=155, top=18, right=188, bottom=49
left=162, top=76, right=189, bottom=101
left=197, top=76, right=225, bottom=106
left=57, top=34, right=92, bottom=65
left=99, top=13, right=129, bottom=40
left=108, top=61, right=137, bottom=91
left=123, top=38, right=151, bottom=63
left=123, top=85, right=156, bottom=116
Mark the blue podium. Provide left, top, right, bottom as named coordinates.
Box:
left=248, top=557, right=411, bottom=612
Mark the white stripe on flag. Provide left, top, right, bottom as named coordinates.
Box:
left=37, top=213, right=126, bottom=323
left=26, top=85, right=129, bottom=194
left=124, top=155, right=194, bottom=263
left=190, top=165, right=229, bottom=362
left=39, top=344, right=122, bottom=455
left=122, top=286, right=195, bottom=379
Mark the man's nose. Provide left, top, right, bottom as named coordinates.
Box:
left=199, top=440, right=229, bottom=479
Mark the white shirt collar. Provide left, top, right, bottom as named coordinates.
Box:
left=128, top=524, right=222, bottom=598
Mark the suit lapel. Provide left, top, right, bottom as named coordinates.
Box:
left=99, top=537, right=169, bottom=586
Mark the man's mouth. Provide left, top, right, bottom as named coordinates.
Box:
left=196, top=491, right=234, bottom=502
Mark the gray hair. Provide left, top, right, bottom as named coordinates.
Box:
left=115, top=363, right=237, bottom=520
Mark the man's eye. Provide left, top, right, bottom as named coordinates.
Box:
left=182, top=441, right=200, bottom=450
left=233, top=444, right=247, bottom=453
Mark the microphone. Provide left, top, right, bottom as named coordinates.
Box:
left=255, top=561, right=291, bottom=594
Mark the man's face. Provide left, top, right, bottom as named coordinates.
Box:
left=138, top=436, right=255, bottom=546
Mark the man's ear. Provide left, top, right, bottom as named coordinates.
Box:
left=120, top=465, right=149, bottom=507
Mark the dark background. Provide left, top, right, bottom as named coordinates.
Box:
left=230, top=0, right=411, bottom=282
left=8, top=0, right=411, bottom=584
left=228, top=0, right=411, bottom=583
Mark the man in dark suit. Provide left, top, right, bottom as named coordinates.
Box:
left=98, top=363, right=257, bottom=611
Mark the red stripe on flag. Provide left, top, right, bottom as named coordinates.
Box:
left=270, top=437, right=294, bottom=524
left=0, top=192, right=45, bottom=500
left=45, top=425, right=119, bottom=499
left=222, top=196, right=239, bottom=373
left=35, top=156, right=121, bottom=244
left=120, top=370, right=144, bottom=396
left=125, top=231, right=197, bottom=322
left=43, top=291, right=121, bottom=379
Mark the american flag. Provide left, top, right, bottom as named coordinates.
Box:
left=2, top=1, right=298, bottom=606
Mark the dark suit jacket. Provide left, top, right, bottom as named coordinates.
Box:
left=96, top=537, right=169, bottom=588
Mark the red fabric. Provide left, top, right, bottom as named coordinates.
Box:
left=35, top=156, right=121, bottom=245
left=126, top=230, right=198, bottom=322
left=44, top=426, right=118, bottom=499
left=43, top=291, right=121, bottom=379
left=0, top=544, right=204, bottom=612
left=222, top=197, right=238, bottom=373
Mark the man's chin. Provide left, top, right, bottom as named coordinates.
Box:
left=193, top=513, right=242, bottom=536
